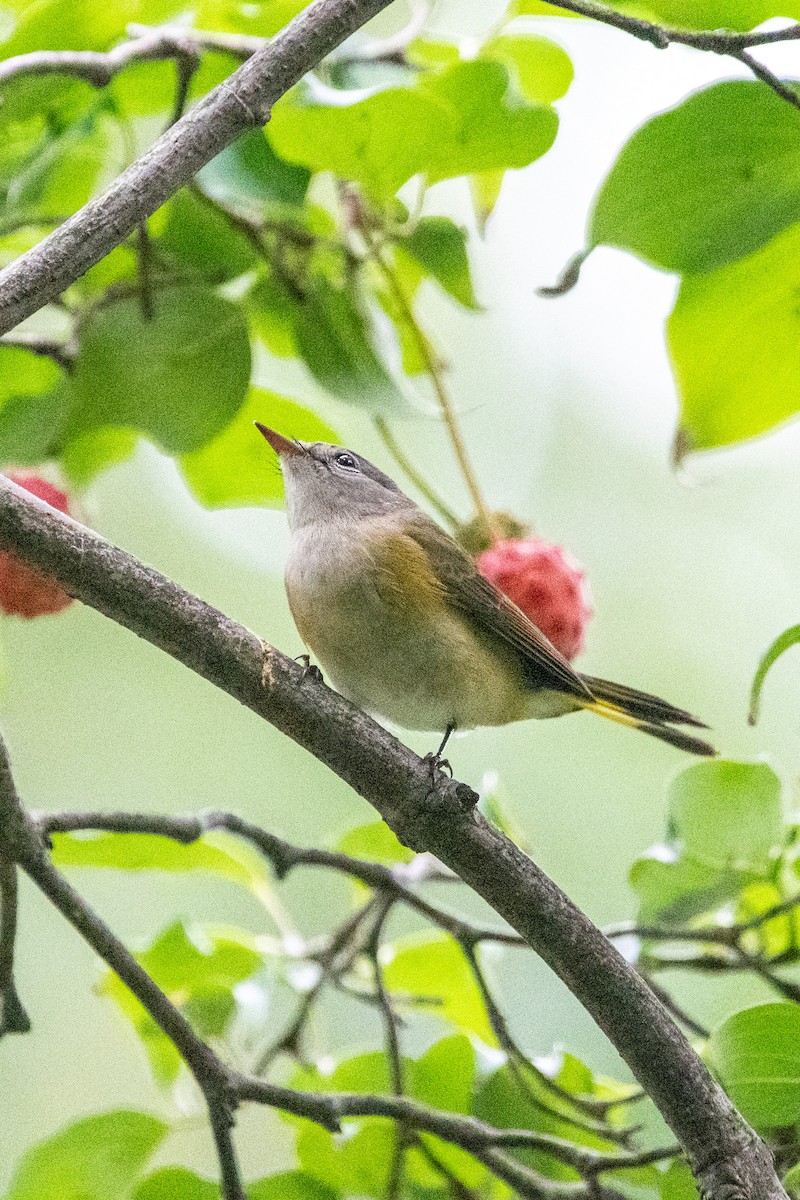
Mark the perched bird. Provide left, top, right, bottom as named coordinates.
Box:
left=256, top=424, right=715, bottom=761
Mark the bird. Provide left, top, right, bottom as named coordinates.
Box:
left=255, top=424, right=716, bottom=762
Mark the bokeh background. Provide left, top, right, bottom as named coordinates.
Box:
left=4, top=0, right=800, bottom=1183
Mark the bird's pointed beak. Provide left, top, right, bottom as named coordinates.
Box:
left=254, top=423, right=305, bottom=458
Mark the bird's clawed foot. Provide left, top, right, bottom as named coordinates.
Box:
left=295, top=653, right=323, bottom=683
left=423, top=725, right=455, bottom=785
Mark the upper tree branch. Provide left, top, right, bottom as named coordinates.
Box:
left=0, top=477, right=786, bottom=1200
left=0, top=0, right=397, bottom=335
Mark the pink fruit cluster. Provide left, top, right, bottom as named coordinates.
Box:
left=477, top=536, right=592, bottom=662
left=0, top=472, right=74, bottom=618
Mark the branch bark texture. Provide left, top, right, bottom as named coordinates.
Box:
left=0, top=0, right=396, bottom=335
left=0, top=477, right=786, bottom=1200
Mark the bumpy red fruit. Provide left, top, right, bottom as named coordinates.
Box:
left=477, top=537, right=592, bottom=661
left=0, top=472, right=74, bottom=618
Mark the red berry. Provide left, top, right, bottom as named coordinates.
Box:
left=477, top=537, right=592, bottom=661
left=0, top=472, right=74, bottom=618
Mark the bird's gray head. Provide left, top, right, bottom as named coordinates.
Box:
left=255, top=424, right=415, bottom=531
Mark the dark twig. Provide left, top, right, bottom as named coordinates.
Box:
left=0, top=857, right=30, bottom=1036
left=0, top=479, right=787, bottom=1200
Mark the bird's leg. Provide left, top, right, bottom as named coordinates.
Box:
left=423, top=724, right=455, bottom=782
left=295, top=653, right=323, bottom=683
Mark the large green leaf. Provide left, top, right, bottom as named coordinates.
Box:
left=4, top=1112, right=167, bottom=1200
left=630, top=761, right=783, bottom=922
left=709, top=1003, right=800, bottom=1127
left=617, top=0, right=800, bottom=33
left=591, top=82, right=800, bottom=275
left=269, top=84, right=446, bottom=198
left=180, top=387, right=339, bottom=508
left=383, top=932, right=496, bottom=1045
left=271, top=61, right=556, bottom=197
left=667, top=222, right=800, bottom=454
left=49, top=827, right=271, bottom=895
left=336, top=820, right=414, bottom=866
left=69, top=287, right=251, bottom=454
left=6, top=109, right=111, bottom=219
left=417, top=60, right=558, bottom=184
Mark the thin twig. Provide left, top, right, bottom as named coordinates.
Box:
left=0, top=858, right=30, bottom=1036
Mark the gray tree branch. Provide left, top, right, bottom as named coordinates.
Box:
left=0, top=476, right=787, bottom=1200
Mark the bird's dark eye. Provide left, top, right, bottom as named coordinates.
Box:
left=334, top=452, right=358, bottom=471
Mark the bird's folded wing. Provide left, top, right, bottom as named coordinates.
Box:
left=406, top=517, right=591, bottom=700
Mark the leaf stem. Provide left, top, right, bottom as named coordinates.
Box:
left=374, top=415, right=460, bottom=529
left=361, top=223, right=499, bottom=542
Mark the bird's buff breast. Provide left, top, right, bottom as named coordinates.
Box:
left=284, top=519, right=530, bottom=733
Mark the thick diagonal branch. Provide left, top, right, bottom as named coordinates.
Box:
left=0, top=476, right=786, bottom=1200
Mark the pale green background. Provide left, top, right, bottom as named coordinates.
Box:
left=4, top=2, right=800, bottom=1185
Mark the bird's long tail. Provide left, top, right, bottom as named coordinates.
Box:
left=578, top=675, right=716, bottom=756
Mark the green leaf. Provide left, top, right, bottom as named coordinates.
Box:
left=49, top=827, right=271, bottom=896
left=383, top=932, right=496, bottom=1045
left=158, top=189, right=258, bottom=282
left=69, top=286, right=251, bottom=454
left=398, top=217, right=479, bottom=309
left=617, top=0, right=799, bottom=34
left=291, top=275, right=410, bottom=414
left=248, top=272, right=299, bottom=359
left=101, top=921, right=264, bottom=1086
left=591, top=82, right=800, bottom=275
left=660, top=1160, right=700, bottom=1200
left=60, top=427, right=139, bottom=485
left=481, top=34, right=573, bottom=105
left=411, top=1034, right=475, bottom=1113
left=198, top=129, right=310, bottom=213
left=709, top=1003, right=800, bottom=1127
left=749, top=625, right=800, bottom=724
left=667, top=222, right=800, bottom=454
left=4, top=1111, right=167, bottom=1200
left=0, top=349, right=68, bottom=465
left=630, top=761, right=783, bottom=923
left=336, top=820, right=414, bottom=866
left=271, top=61, right=556, bottom=197
left=417, top=60, right=558, bottom=184
left=180, top=387, right=339, bottom=509
left=7, top=110, right=111, bottom=219
left=134, top=1168, right=220, bottom=1200
left=249, top=1174, right=338, bottom=1200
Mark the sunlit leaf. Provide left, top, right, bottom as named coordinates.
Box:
left=709, top=1003, right=800, bottom=1127
left=249, top=1174, right=338, bottom=1200
left=7, top=110, right=111, bottom=219
left=134, top=1168, right=220, bottom=1200
left=68, top=287, right=251, bottom=454
left=4, top=1111, right=167, bottom=1200
left=180, top=386, right=338, bottom=508
left=336, top=820, right=414, bottom=866
left=630, top=761, right=783, bottom=923
left=668, top=223, right=800, bottom=454
left=60, top=428, right=139, bottom=485
left=591, top=82, right=800, bottom=274
left=481, top=33, right=573, bottom=105
left=49, top=827, right=270, bottom=894
left=383, top=932, right=496, bottom=1045
left=100, top=921, right=265, bottom=1086
left=660, top=1160, right=700, bottom=1200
